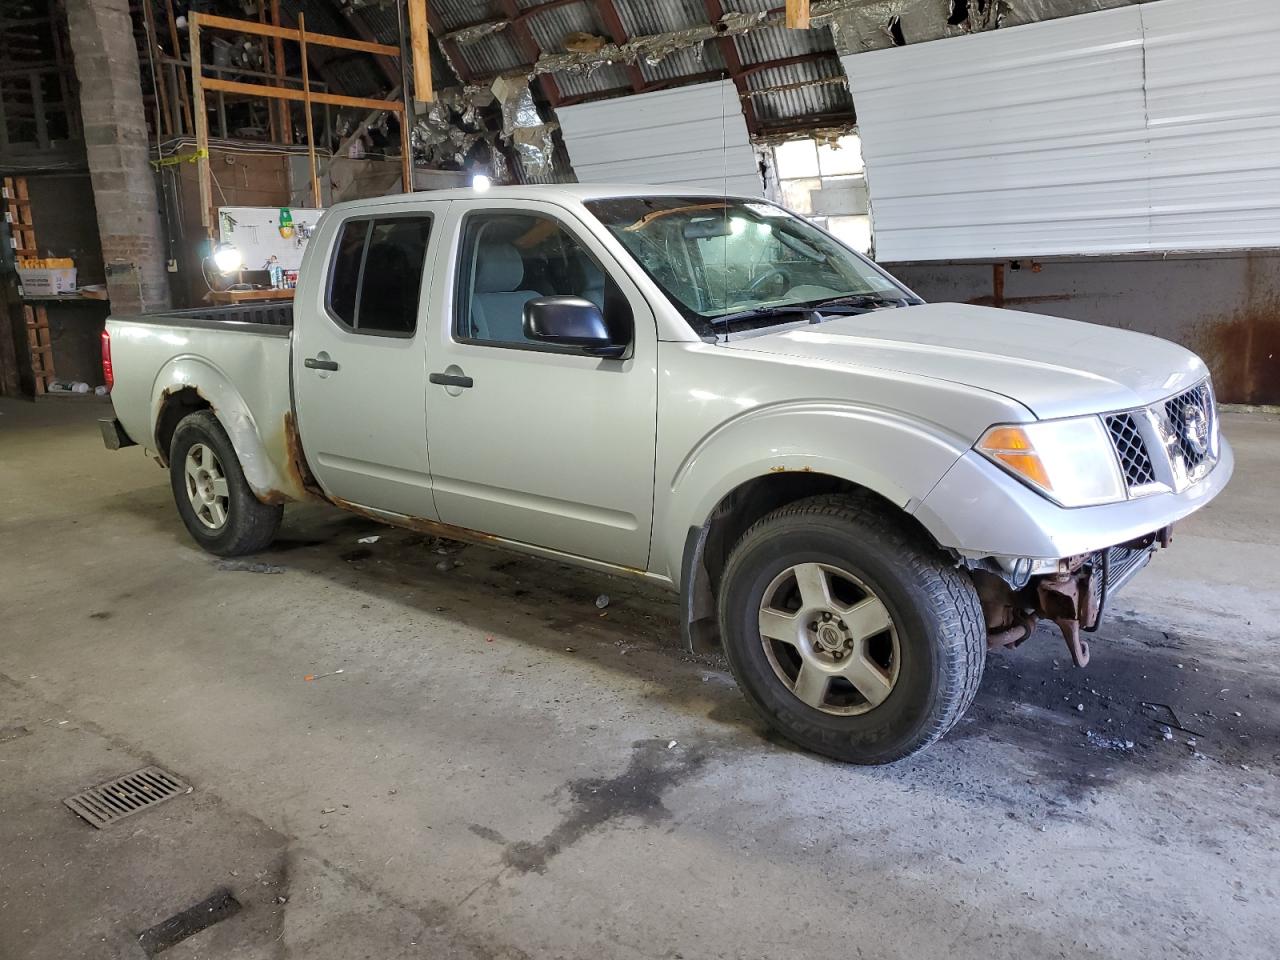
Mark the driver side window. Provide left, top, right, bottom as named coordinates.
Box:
left=454, top=211, right=631, bottom=350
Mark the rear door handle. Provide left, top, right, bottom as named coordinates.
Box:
left=304, top=357, right=340, bottom=371
left=429, top=372, right=473, bottom=388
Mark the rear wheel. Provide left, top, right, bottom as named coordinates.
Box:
left=169, top=411, right=282, bottom=556
left=718, top=495, right=985, bottom=764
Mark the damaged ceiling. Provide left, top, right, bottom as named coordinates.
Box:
left=247, top=0, right=1159, bottom=180
left=832, top=0, right=1150, bottom=52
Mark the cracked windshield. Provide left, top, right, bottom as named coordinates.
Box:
left=585, top=196, right=909, bottom=336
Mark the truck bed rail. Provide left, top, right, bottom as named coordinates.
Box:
left=113, top=301, right=294, bottom=335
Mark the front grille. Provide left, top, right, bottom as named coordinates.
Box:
left=1105, top=412, right=1156, bottom=488
left=1163, top=381, right=1216, bottom=473
left=1102, top=379, right=1218, bottom=497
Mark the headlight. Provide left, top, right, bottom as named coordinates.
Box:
left=976, top=417, right=1125, bottom=507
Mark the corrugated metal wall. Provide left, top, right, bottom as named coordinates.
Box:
left=842, top=0, right=1280, bottom=262
left=554, top=80, right=763, bottom=195
left=1143, top=0, right=1280, bottom=252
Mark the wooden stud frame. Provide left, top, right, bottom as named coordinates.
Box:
left=786, top=0, right=811, bottom=30
left=189, top=12, right=415, bottom=237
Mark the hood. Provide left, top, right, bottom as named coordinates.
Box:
left=721, top=302, right=1208, bottom=420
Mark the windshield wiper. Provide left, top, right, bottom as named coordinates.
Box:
left=707, top=294, right=914, bottom=332
left=708, top=304, right=818, bottom=327
left=803, top=293, right=915, bottom=310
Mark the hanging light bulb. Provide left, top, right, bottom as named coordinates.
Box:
left=211, top=242, right=242, bottom=275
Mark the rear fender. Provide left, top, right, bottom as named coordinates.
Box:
left=151, top=358, right=301, bottom=502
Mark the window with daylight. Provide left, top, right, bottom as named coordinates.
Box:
left=769, top=134, right=872, bottom=255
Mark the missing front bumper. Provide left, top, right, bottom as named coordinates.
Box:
left=976, top=527, right=1170, bottom=667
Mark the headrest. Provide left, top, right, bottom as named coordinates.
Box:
left=475, top=242, right=524, bottom=293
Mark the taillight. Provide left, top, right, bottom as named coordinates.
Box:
left=101, top=328, right=113, bottom=390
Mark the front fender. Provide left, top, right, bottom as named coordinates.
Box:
left=151, top=357, right=300, bottom=502
left=656, top=401, right=971, bottom=584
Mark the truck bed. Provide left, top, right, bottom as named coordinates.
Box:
left=106, top=300, right=299, bottom=501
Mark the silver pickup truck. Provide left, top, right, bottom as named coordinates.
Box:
left=102, top=185, right=1232, bottom=763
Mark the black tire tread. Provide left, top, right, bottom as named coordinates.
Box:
left=170, top=411, right=282, bottom=557
left=719, top=492, right=985, bottom=763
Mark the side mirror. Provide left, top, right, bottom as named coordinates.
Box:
left=523, top=296, right=625, bottom=358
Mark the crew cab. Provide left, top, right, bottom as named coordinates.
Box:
left=101, top=185, right=1233, bottom=763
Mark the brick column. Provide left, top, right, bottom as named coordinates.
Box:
left=65, top=0, right=171, bottom=314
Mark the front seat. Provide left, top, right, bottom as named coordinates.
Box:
left=469, top=242, right=543, bottom=343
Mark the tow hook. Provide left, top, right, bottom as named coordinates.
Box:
left=1036, top=569, right=1098, bottom=667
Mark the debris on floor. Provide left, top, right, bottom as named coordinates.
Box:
left=1085, top=730, right=1135, bottom=751
left=214, top=560, right=285, bottom=574
left=357, top=535, right=381, bottom=544
left=1141, top=701, right=1205, bottom=737
left=304, top=669, right=344, bottom=682
left=595, top=594, right=610, bottom=609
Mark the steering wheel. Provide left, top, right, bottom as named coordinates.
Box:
left=746, top=267, right=790, bottom=296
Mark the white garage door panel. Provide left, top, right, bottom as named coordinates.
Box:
left=1143, top=0, right=1280, bottom=251
left=868, top=138, right=1150, bottom=200
left=843, top=0, right=1280, bottom=261
left=557, top=80, right=762, bottom=196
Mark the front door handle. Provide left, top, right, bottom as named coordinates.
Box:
left=304, top=357, right=340, bottom=371
left=429, top=372, right=473, bottom=389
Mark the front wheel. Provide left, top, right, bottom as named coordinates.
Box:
left=718, top=495, right=985, bottom=764
left=169, top=411, right=282, bottom=557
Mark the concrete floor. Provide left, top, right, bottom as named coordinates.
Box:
left=1, top=398, right=1278, bottom=960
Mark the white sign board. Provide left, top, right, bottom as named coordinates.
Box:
left=217, top=206, right=323, bottom=272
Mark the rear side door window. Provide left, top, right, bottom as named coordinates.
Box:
left=326, top=216, right=432, bottom=336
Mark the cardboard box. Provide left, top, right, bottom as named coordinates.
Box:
left=18, top=266, right=77, bottom=297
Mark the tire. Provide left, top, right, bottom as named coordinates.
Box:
left=717, top=494, right=984, bottom=764
left=169, top=410, right=283, bottom=557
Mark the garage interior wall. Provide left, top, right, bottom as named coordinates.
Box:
left=555, top=80, right=763, bottom=196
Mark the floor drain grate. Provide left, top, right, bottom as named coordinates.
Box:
left=63, top=766, right=189, bottom=829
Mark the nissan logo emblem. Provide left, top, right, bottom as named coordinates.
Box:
left=1183, top=404, right=1209, bottom=457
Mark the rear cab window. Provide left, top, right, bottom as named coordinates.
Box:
left=326, top=215, right=433, bottom=337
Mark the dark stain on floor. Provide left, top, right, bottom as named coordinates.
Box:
left=468, top=823, right=506, bottom=845
left=951, top=614, right=1280, bottom=793
left=474, top=739, right=707, bottom=875
left=136, top=888, right=243, bottom=956
left=243, top=507, right=1280, bottom=812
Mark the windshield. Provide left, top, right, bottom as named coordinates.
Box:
left=583, top=196, right=912, bottom=337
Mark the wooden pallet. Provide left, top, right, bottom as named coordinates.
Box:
left=3, top=177, right=38, bottom=260
left=24, top=304, right=55, bottom=395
